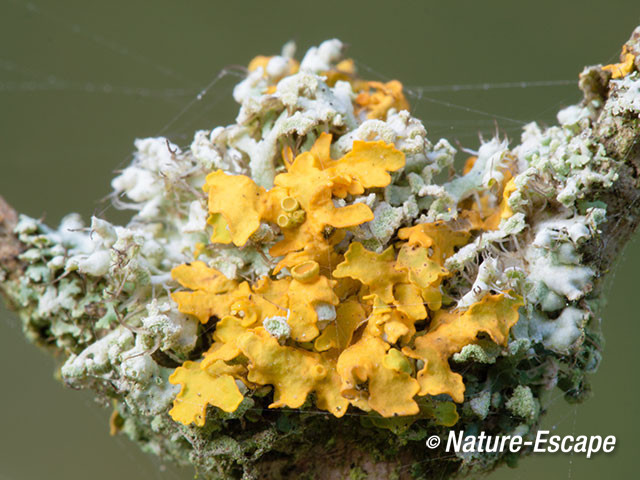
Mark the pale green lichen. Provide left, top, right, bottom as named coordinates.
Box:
left=452, top=343, right=500, bottom=364
left=469, top=390, right=492, bottom=419
left=506, top=386, right=540, bottom=424
left=263, top=315, right=291, bottom=340
left=1, top=35, right=636, bottom=480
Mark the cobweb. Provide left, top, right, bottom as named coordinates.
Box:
left=0, top=1, right=635, bottom=479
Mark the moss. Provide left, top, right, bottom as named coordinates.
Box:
left=349, top=466, right=368, bottom=480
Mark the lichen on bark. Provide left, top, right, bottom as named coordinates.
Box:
left=1, top=28, right=640, bottom=480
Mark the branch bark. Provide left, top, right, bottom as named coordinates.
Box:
left=581, top=28, right=640, bottom=274
left=1, top=27, right=640, bottom=480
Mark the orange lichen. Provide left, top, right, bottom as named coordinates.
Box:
left=237, top=328, right=348, bottom=416
left=248, top=55, right=299, bottom=81
left=171, top=261, right=236, bottom=294
left=207, top=213, right=232, bottom=244
left=170, top=262, right=238, bottom=323
left=287, top=274, right=338, bottom=342
left=167, top=102, right=526, bottom=426
left=499, top=178, right=517, bottom=220
left=171, top=262, right=287, bottom=324
left=201, top=133, right=404, bottom=272
left=170, top=254, right=523, bottom=424
left=248, top=55, right=271, bottom=73
left=333, top=243, right=405, bottom=305
left=467, top=169, right=516, bottom=231
left=403, top=293, right=522, bottom=403
left=355, top=80, right=410, bottom=119
left=313, top=298, right=367, bottom=352
left=365, top=296, right=417, bottom=344
left=398, top=221, right=470, bottom=266
left=273, top=138, right=374, bottom=229
left=332, top=240, right=455, bottom=332
left=203, top=171, right=268, bottom=246
left=337, top=335, right=420, bottom=417
left=168, top=360, right=244, bottom=426
left=323, top=58, right=357, bottom=86
left=462, top=156, right=477, bottom=175
left=602, top=45, right=636, bottom=79
left=202, top=315, right=246, bottom=362
left=396, top=243, right=448, bottom=290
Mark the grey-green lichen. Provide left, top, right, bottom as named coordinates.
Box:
left=1, top=34, right=640, bottom=479
left=505, top=386, right=540, bottom=424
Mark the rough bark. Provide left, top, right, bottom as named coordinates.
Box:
left=582, top=30, right=640, bottom=275
left=1, top=28, right=640, bottom=480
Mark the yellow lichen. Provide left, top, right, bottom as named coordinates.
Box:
left=322, top=58, right=357, bottom=86
left=602, top=45, right=636, bottom=79
left=468, top=169, right=516, bottom=231
left=355, top=80, right=410, bottom=119
left=313, top=298, right=367, bottom=352
left=171, top=262, right=287, bottom=325
left=403, top=293, right=522, bottom=403
left=499, top=178, right=517, bottom=220
left=365, top=296, right=417, bottom=344
left=290, top=260, right=320, bottom=282
left=270, top=134, right=404, bottom=268
left=237, top=328, right=349, bottom=416
left=248, top=55, right=299, bottom=82
left=337, top=335, right=420, bottom=417
left=171, top=262, right=238, bottom=323
left=391, top=285, right=426, bottom=331
left=170, top=259, right=522, bottom=423
left=166, top=89, right=528, bottom=426
left=462, top=155, right=477, bottom=175
left=398, top=221, right=470, bottom=266
left=248, top=55, right=271, bottom=73
left=203, top=171, right=268, bottom=246
left=168, top=360, right=244, bottom=426
left=333, top=243, right=405, bottom=305
left=207, top=213, right=232, bottom=244
left=201, top=133, right=404, bottom=273
left=333, top=242, right=443, bottom=322
left=396, top=243, right=448, bottom=295
left=287, top=274, right=338, bottom=342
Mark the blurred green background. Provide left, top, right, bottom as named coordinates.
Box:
left=1, top=1, right=639, bottom=479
